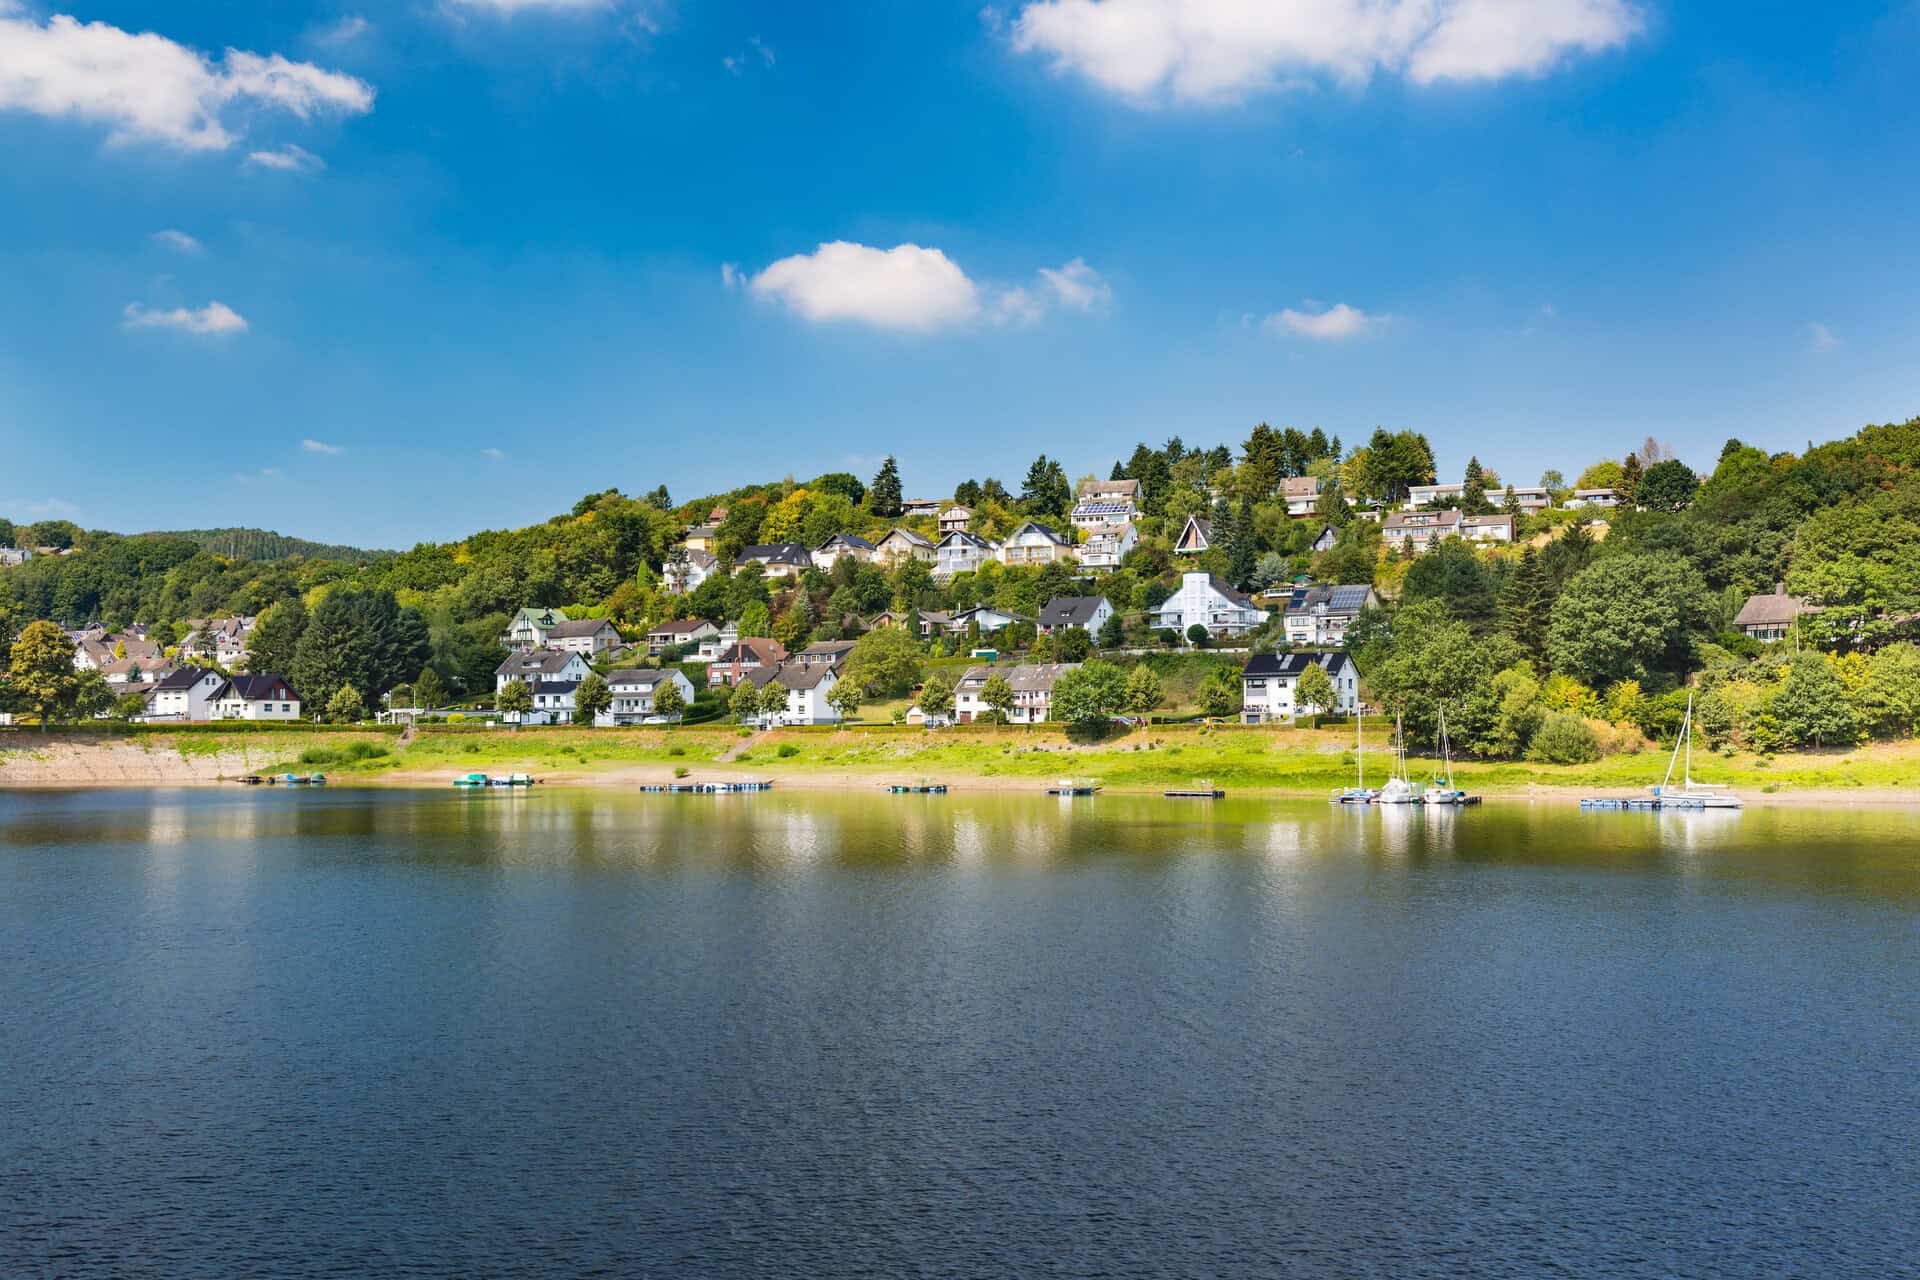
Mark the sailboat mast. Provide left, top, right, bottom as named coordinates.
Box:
left=1662, top=696, right=1690, bottom=789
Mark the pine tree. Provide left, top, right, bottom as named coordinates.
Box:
left=870, top=456, right=903, bottom=517
left=1618, top=452, right=1643, bottom=505
left=1226, top=497, right=1258, bottom=589
left=1461, top=456, right=1491, bottom=515
left=1502, top=485, right=1522, bottom=518
left=1499, top=546, right=1552, bottom=668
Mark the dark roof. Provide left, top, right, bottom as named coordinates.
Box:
left=1005, top=663, right=1078, bottom=692
left=1039, top=595, right=1110, bottom=627
left=607, top=669, right=677, bottom=688
left=1286, top=584, right=1372, bottom=615
left=1178, top=515, right=1212, bottom=546
left=1006, top=520, right=1072, bottom=546
left=534, top=680, right=581, bottom=696
left=495, top=649, right=586, bottom=677
left=937, top=530, right=994, bottom=550
left=1207, top=574, right=1256, bottom=607
left=1242, top=651, right=1354, bottom=679
left=737, top=543, right=812, bottom=566
left=817, top=533, right=877, bottom=551
left=713, top=640, right=786, bottom=665
left=650, top=618, right=718, bottom=636
left=155, top=666, right=221, bottom=689
left=548, top=618, right=618, bottom=638
left=225, top=674, right=298, bottom=701
left=1070, top=499, right=1135, bottom=516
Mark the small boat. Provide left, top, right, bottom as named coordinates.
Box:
left=1373, top=715, right=1420, bottom=805
left=1422, top=708, right=1479, bottom=806
left=1047, top=779, right=1100, bottom=796
left=1165, top=781, right=1225, bottom=798
left=1332, top=702, right=1377, bottom=804
left=236, top=775, right=264, bottom=786
left=1586, top=694, right=1741, bottom=811
left=497, top=773, right=536, bottom=788
left=453, top=772, right=491, bottom=789
left=275, top=773, right=325, bottom=786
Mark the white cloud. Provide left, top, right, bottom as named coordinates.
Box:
left=122, top=300, right=248, bottom=335
left=1807, top=322, right=1840, bottom=352
left=313, top=16, right=372, bottom=47
left=1009, top=0, right=1642, bottom=104
left=301, top=438, right=343, bottom=455
left=1038, top=257, right=1111, bottom=310
left=0, top=12, right=374, bottom=150
left=1264, top=302, right=1384, bottom=341
left=750, top=242, right=983, bottom=333
left=720, top=262, right=743, bottom=289
left=151, top=228, right=203, bottom=254
left=482, top=447, right=507, bottom=460
left=246, top=143, right=323, bottom=172
left=993, top=285, right=1047, bottom=327
left=444, top=0, right=619, bottom=14
left=725, top=34, right=775, bottom=74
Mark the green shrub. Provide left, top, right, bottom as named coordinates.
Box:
left=1526, top=712, right=1601, bottom=764
left=673, top=766, right=689, bottom=778
left=776, top=743, right=799, bottom=759
left=668, top=745, right=686, bottom=757
left=297, top=746, right=339, bottom=766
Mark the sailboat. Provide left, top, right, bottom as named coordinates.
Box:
left=1331, top=701, right=1376, bottom=804
left=1374, top=714, right=1419, bottom=804
left=1422, top=706, right=1479, bottom=805
left=1648, top=693, right=1742, bottom=809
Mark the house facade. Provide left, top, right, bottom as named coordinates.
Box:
left=1038, top=595, right=1113, bottom=636
left=179, top=616, right=256, bottom=668
left=646, top=618, right=720, bottom=655
left=1070, top=478, right=1141, bottom=529
left=1734, top=585, right=1817, bottom=643
left=999, top=520, right=1076, bottom=567
left=1150, top=572, right=1268, bottom=638
left=1240, top=652, right=1360, bottom=725
left=502, top=607, right=568, bottom=651
left=938, top=506, right=973, bottom=535
left=1078, top=520, right=1137, bottom=571
left=663, top=548, right=717, bottom=594
left=736, top=543, right=813, bottom=581
left=1309, top=524, right=1339, bottom=553
left=952, top=662, right=1078, bottom=724
left=745, top=662, right=841, bottom=726
left=874, top=527, right=936, bottom=565
left=1282, top=584, right=1378, bottom=648
left=707, top=639, right=788, bottom=688
left=599, top=668, right=697, bottom=725
left=209, top=674, right=302, bottom=721
left=1382, top=509, right=1463, bottom=552
left=495, top=649, right=592, bottom=694
left=1462, top=514, right=1516, bottom=544
left=934, top=531, right=997, bottom=580
left=1564, top=488, right=1619, bottom=509
left=146, top=666, right=228, bottom=721
left=1281, top=475, right=1322, bottom=517
left=546, top=618, right=622, bottom=656
left=811, top=533, right=877, bottom=570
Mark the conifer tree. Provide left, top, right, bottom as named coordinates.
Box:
left=1461, top=456, right=1491, bottom=515
left=1618, top=452, right=1643, bottom=505
left=869, top=456, right=903, bottom=518
left=1500, top=545, right=1553, bottom=668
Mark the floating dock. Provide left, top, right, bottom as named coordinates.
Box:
left=1581, top=796, right=1719, bottom=811
left=886, top=784, right=948, bottom=794
left=641, top=781, right=774, bottom=794
left=1046, top=785, right=1100, bottom=796
left=1165, top=789, right=1226, bottom=799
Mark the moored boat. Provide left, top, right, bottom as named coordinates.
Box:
left=1332, top=703, right=1377, bottom=804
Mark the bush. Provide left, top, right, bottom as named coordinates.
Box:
left=673, top=766, right=689, bottom=778
left=668, top=745, right=686, bottom=757
left=1526, top=712, right=1601, bottom=764
left=776, top=743, right=799, bottom=758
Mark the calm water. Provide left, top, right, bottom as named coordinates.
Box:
left=2, top=789, right=1917, bottom=1278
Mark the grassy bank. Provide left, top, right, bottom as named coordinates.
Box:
left=8, top=721, right=1918, bottom=796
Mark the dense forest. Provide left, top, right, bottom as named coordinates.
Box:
left=5, top=417, right=1920, bottom=753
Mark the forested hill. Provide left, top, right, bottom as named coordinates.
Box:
left=147, top=528, right=387, bottom=564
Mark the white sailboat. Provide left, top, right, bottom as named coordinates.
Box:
left=1649, top=693, right=1742, bottom=809
left=1331, top=701, right=1376, bottom=804
left=1422, top=706, right=1477, bottom=805
left=1374, top=713, right=1419, bottom=804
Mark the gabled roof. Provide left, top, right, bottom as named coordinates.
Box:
left=796, top=640, right=858, bottom=663
left=155, top=666, right=222, bottom=689
left=534, top=680, right=581, bottom=696
left=649, top=618, right=718, bottom=636
left=1734, top=588, right=1814, bottom=627
left=607, top=669, right=679, bottom=689
left=746, top=661, right=837, bottom=691
left=1280, top=475, right=1322, bottom=497
left=1082, top=521, right=1134, bottom=540
left=495, top=649, right=586, bottom=677
left=1384, top=508, right=1462, bottom=530
left=738, top=542, right=813, bottom=567
left=1207, top=574, right=1257, bottom=608
left=1176, top=515, right=1212, bottom=547
left=509, top=606, right=568, bottom=626
left=714, top=639, right=787, bottom=666
left=223, top=674, right=298, bottom=701
left=817, top=533, right=878, bottom=551
left=1005, top=519, right=1072, bottom=546
left=548, top=618, right=618, bottom=638
left=936, top=530, right=994, bottom=551
left=1038, top=595, right=1110, bottom=628
left=941, top=505, right=973, bottom=519
left=877, top=526, right=934, bottom=548
left=1286, top=584, right=1373, bottom=615
left=1005, top=662, right=1079, bottom=693
left=1080, top=478, right=1141, bottom=499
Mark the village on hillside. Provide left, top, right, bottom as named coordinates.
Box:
left=2, top=418, right=1911, bottom=762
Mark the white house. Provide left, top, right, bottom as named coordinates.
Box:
left=209, top=674, right=303, bottom=721
left=950, top=605, right=1031, bottom=636
left=179, top=616, right=256, bottom=668
left=1405, top=482, right=1467, bottom=509
left=938, top=506, right=973, bottom=535
left=528, top=679, right=580, bottom=725
left=495, top=649, right=592, bottom=694
left=1070, top=478, right=1141, bottom=529
left=1308, top=524, right=1339, bottom=553
left=874, top=527, right=936, bottom=565
left=598, top=668, right=697, bottom=725
left=1240, top=651, right=1360, bottom=725
left=934, top=531, right=997, bottom=580
left=811, top=533, right=878, bottom=570
left=1564, top=488, right=1619, bottom=509
left=999, top=520, right=1076, bottom=567
left=146, top=666, right=228, bottom=721
left=747, top=662, right=841, bottom=726
left=735, top=543, right=813, bottom=582
left=503, top=607, right=569, bottom=650
left=663, top=548, right=717, bottom=594
left=1037, top=595, right=1113, bottom=636
left=1281, top=475, right=1322, bottom=517
left=952, top=662, right=1077, bottom=724
left=1150, top=572, right=1269, bottom=638
left=1078, top=520, right=1137, bottom=571
left=546, top=617, right=622, bottom=656
left=1381, top=509, right=1462, bottom=553
left=1462, top=514, right=1516, bottom=544
left=1282, top=585, right=1378, bottom=648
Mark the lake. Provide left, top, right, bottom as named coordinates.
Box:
left=2, top=788, right=1916, bottom=1278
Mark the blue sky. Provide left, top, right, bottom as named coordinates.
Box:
left=2, top=1, right=1917, bottom=548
